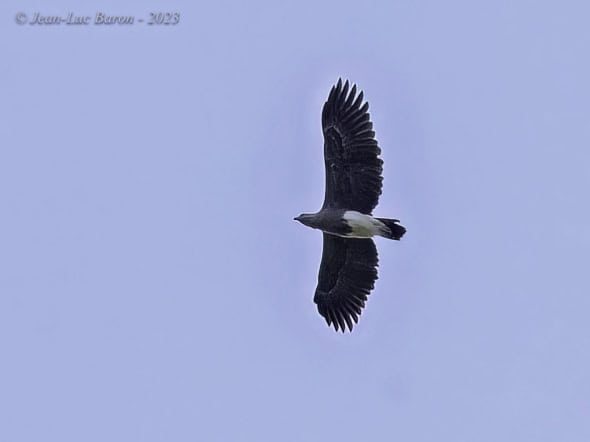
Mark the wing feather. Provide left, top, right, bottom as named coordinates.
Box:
left=314, top=233, right=379, bottom=332
left=321, top=80, right=383, bottom=214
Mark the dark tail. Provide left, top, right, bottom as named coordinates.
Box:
left=376, top=218, right=406, bottom=240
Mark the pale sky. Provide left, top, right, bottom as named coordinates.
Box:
left=1, top=1, right=589, bottom=441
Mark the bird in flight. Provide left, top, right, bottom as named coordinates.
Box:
left=294, top=79, right=406, bottom=332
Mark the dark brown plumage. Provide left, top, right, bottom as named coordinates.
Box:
left=295, top=79, right=406, bottom=332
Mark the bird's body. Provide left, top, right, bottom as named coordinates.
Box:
left=295, top=79, right=406, bottom=332
left=295, top=210, right=401, bottom=239
left=340, top=211, right=394, bottom=238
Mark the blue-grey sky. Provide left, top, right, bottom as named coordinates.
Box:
left=2, top=1, right=589, bottom=441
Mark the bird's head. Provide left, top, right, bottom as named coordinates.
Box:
left=294, top=213, right=318, bottom=229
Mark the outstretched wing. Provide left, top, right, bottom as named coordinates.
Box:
left=314, top=233, right=379, bottom=332
left=321, top=79, right=383, bottom=215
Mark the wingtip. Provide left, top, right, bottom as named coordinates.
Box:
left=327, top=311, right=355, bottom=333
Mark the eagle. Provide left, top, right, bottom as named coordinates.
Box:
left=295, top=79, right=406, bottom=332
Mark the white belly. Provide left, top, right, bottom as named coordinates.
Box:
left=342, top=211, right=386, bottom=238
